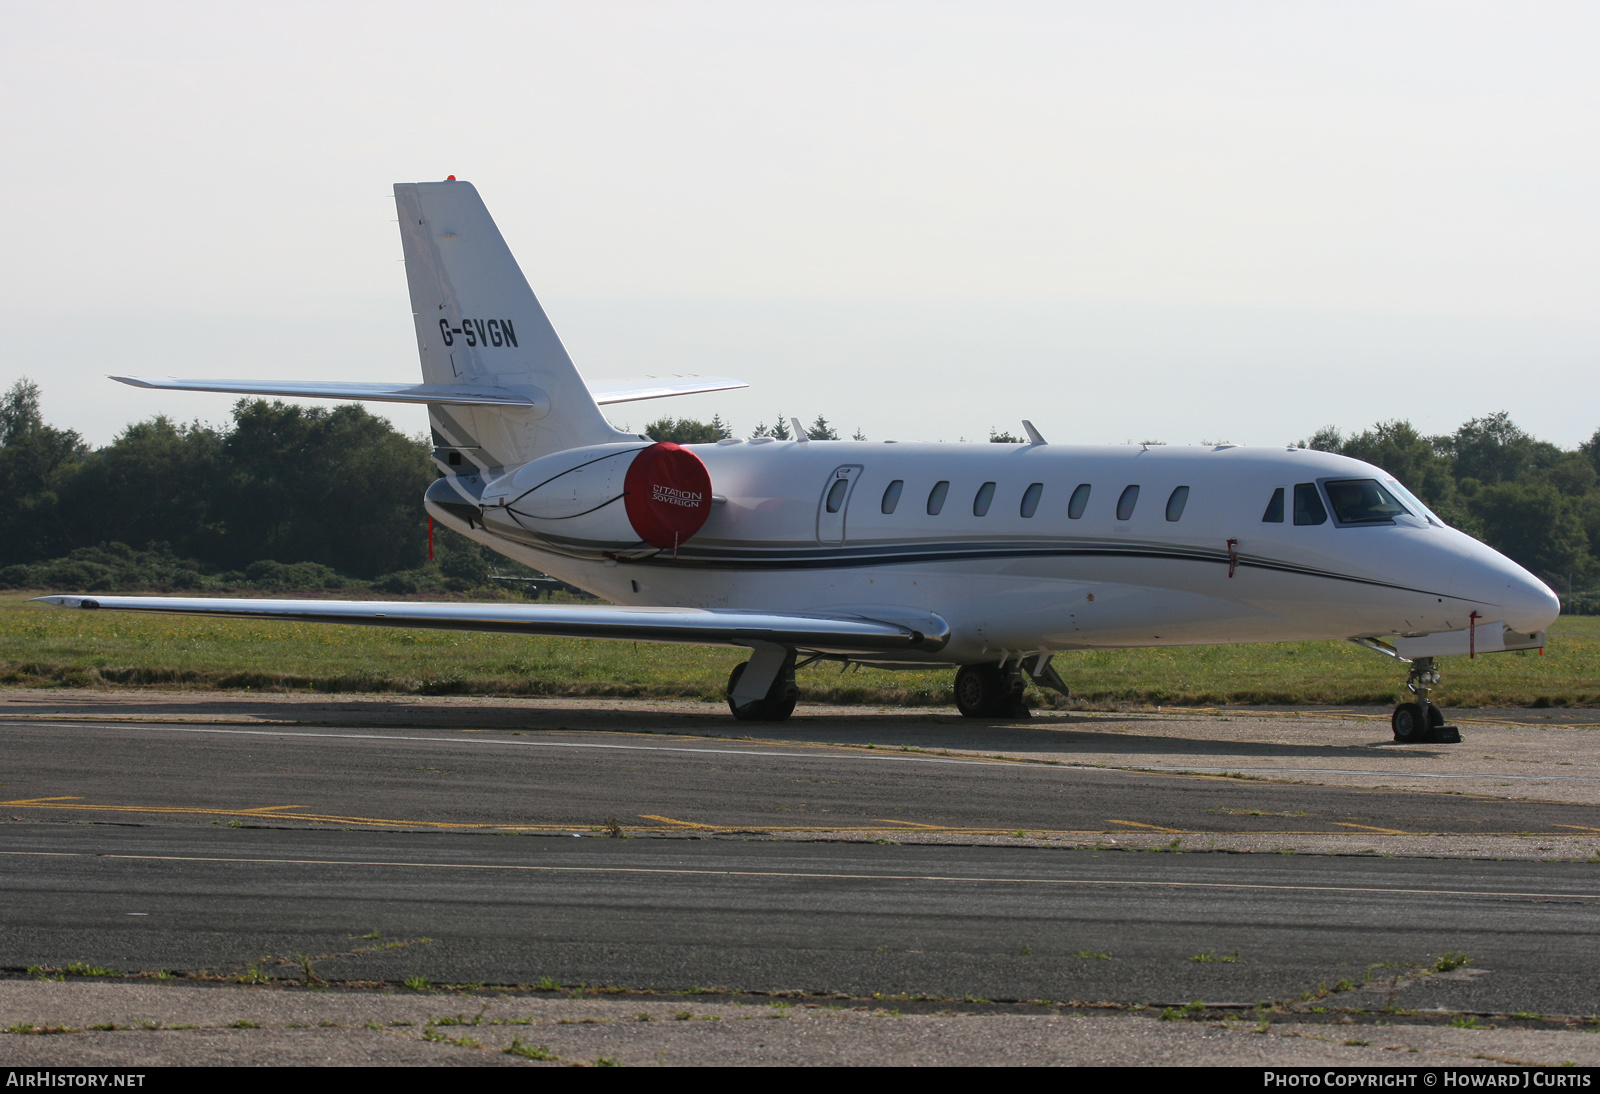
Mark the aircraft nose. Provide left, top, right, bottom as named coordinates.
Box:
left=1480, top=555, right=1561, bottom=634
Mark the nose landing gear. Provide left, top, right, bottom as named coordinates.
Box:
left=1392, top=656, right=1461, bottom=744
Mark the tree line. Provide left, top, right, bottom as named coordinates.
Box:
left=2, top=378, right=1597, bottom=607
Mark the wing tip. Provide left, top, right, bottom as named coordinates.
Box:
left=33, top=595, right=98, bottom=609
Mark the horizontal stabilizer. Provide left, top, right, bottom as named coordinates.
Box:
left=111, top=376, right=544, bottom=407
left=585, top=376, right=748, bottom=405
left=112, top=374, right=747, bottom=408
left=34, top=596, right=949, bottom=654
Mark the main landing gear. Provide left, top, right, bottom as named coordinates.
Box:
left=726, top=653, right=798, bottom=722
left=954, top=664, right=1029, bottom=719
left=953, top=655, right=1072, bottom=719
left=1391, top=656, right=1461, bottom=744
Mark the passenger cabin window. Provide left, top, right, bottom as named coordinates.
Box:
left=881, top=480, right=903, bottom=515
left=1020, top=482, right=1043, bottom=518
left=973, top=481, right=996, bottom=516
left=1262, top=487, right=1284, bottom=523
left=1068, top=484, right=1091, bottom=519
left=1324, top=479, right=1410, bottom=524
left=1293, top=483, right=1328, bottom=526
left=1116, top=485, right=1140, bottom=521
left=927, top=481, right=949, bottom=515
left=1165, top=486, right=1189, bottom=522
left=825, top=478, right=849, bottom=513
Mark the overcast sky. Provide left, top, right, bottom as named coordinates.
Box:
left=2, top=1, right=1595, bottom=448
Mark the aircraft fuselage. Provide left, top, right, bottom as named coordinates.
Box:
left=433, top=437, right=1559, bottom=666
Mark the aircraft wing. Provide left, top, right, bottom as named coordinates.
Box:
left=32, top=596, right=948, bottom=654
left=110, top=375, right=747, bottom=408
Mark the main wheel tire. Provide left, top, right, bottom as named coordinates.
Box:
left=727, top=661, right=797, bottom=722
left=954, top=665, right=1003, bottom=717
left=1392, top=702, right=1426, bottom=742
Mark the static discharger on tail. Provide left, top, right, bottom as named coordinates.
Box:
left=46, top=177, right=1562, bottom=739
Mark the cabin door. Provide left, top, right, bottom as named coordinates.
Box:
left=816, top=465, right=863, bottom=546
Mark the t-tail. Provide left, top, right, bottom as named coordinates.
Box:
left=108, top=178, right=746, bottom=483
left=395, top=180, right=630, bottom=474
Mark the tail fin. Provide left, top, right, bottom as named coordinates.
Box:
left=394, top=180, right=627, bottom=471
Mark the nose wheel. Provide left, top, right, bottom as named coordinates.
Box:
left=1392, top=657, right=1460, bottom=743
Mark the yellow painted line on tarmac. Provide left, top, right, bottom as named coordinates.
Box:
left=1105, top=819, right=1186, bottom=833
left=637, top=814, right=718, bottom=830
left=876, top=819, right=947, bottom=829
left=3, top=797, right=1592, bottom=841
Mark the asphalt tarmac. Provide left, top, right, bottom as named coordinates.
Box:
left=4, top=715, right=1600, bottom=838
left=3, top=693, right=1600, bottom=1036
left=7, top=824, right=1600, bottom=1017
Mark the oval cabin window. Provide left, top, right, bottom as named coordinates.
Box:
left=973, top=481, right=996, bottom=516
left=1020, top=482, right=1043, bottom=518
left=1116, top=485, right=1140, bottom=521
left=1068, top=484, right=1091, bottom=519
left=1165, top=486, right=1189, bottom=522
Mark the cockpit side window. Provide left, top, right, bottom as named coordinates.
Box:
left=1324, top=478, right=1411, bottom=524
left=1262, top=487, right=1284, bottom=523
left=1293, top=483, right=1327, bottom=526
left=1384, top=477, right=1445, bottom=527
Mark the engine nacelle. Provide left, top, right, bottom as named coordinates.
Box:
left=479, top=441, right=713, bottom=557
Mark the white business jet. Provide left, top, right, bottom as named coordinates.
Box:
left=40, top=179, right=1561, bottom=742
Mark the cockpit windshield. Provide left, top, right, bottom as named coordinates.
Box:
left=1323, top=478, right=1411, bottom=524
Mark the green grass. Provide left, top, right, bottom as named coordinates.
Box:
left=2, top=592, right=1595, bottom=708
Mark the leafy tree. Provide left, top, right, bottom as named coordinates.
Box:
left=209, top=400, right=432, bottom=578
left=0, top=378, right=43, bottom=445
left=1579, top=427, right=1600, bottom=478
left=1447, top=412, right=1559, bottom=486
left=58, top=416, right=225, bottom=564
left=0, top=378, right=87, bottom=567
left=989, top=428, right=1023, bottom=443
left=1470, top=481, right=1590, bottom=582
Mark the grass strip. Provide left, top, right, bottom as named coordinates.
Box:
left=2, top=593, right=1595, bottom=708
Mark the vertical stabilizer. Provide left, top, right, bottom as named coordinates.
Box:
left=395, top=180, right=628, bottom=471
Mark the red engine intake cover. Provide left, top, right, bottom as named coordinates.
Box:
left=623, top=442, right=713, bottom=549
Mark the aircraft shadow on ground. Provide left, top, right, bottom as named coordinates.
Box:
left=0, top=693, right=1468, bottom=763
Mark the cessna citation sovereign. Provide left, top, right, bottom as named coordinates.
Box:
left=40, top=179, right=1561, bottom=742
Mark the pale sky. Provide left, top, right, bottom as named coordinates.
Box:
left=2, top=1, right=1595, bottom=448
